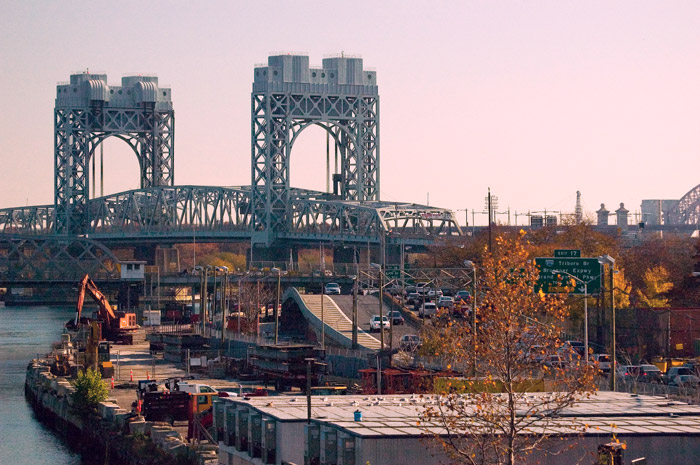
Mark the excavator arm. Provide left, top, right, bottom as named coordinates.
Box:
left=75, top=274, right=117, bottom=326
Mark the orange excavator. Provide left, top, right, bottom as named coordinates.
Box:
left=72, top=274, right=140, bottom=343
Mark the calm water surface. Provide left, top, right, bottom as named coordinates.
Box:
left=0, top=305, right=92, bottom=465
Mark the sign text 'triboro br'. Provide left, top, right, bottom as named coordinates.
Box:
left=535, top=257, right=602, bottom=295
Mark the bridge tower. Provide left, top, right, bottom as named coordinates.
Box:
left=251, top=54, right=379, bottom=245
left=54, top=72, right=174, bottom=235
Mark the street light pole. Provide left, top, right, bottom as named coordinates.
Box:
left=320, top=243, right=325, bottom=350
left=464, top=260, right=477, bottom=377
left=597, top=255, right=616, bottom=392
left=273, top=268, right=281, bottom=344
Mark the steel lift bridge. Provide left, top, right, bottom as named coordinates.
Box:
left=0, top=54, right=461, bottom=283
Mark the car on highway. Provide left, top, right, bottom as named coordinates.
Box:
left=427, top=288, right=443, bottom=298
left=324, top=283, right=341, bottom=295
left=369, top=315, right=390, bottom=332
left=419, top=302, right=437, bottom=318
left=388, top=285, right=406, bottom=296
left=388, top=310, right=405, bottom=325
left=455, top=290, right=471, bottom=303
left=415, top=283, right=430, bottom=295
left=399, top=334, right=422, bottom=352
left=406, top=292, right=420, bottom=306
left=437, top=296, right=454, bottom=309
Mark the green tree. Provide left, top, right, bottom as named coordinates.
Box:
left=420, top=233, right=596, bottom=465
left=71, top=368, right=109, bottom=417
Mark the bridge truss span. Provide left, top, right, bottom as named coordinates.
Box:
left=669, top=184, right=700, bottom=226
left=0, top=186, right=461, bottom=245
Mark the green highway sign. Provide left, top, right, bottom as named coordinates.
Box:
left=384, top=265, right=401, bottom=279
left=535, top=257, right=602, bottom=295
left=554, top=249, right=581, bottom=258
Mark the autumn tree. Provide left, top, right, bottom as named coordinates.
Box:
left=635, top=265, right=673, bottom=309
left=420, top=233, right=597, bottom=465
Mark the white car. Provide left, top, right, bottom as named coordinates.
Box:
left=437, top=296, right=454, bottom=309
left=419, top=302, right=437, bottom=318
left=427, top=289, right=443, bottom=298
left=324, top=283, right=341, bottom=295
left=369, top=315, right=390, bottom=332
left=590, top=354, right=612, bottom=374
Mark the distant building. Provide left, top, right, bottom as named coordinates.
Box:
left=641, top=199, right=679, bottom=226
left=119, top=261, right=145, bottom=281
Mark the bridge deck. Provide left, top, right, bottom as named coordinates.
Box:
left=295, top=293, right=381, bottom=351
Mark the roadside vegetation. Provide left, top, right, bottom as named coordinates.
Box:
left=419, top=233, right=596, bottom=465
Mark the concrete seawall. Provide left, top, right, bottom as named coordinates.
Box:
left=24, top=360, right=217, bottom=465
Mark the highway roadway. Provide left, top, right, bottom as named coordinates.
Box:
left=329, top=294, right=421, bottom=350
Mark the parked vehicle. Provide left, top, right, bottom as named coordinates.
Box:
left=590, top=354, right=612, bottom=374
left=324, top=283, right=341, bottom=295
left=617, top=365, right=641, bottom=380
left=177, top=382, right=218, bottom=394
left=544, top=355, right=567, bottom=369
left=399, top=334, right=422, bottom=352
left=141, top=390, right=191, bottom=424
left=664, top=366, right=694, bottom=384
left=638, top=364, right=663, bottom=383
left=369, top=315, right=390, bottom=332
left=388, top=310, right=405, bottom=325
left=419, top=302, right=437, bottom=318
left=669, top=374, right=700, bottom=387
left=562, top=341, right=586, bottom=358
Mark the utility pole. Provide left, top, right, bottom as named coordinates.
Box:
left=487, top=188, right=493, bottom=252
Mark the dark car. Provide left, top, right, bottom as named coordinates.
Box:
left=455, top=290, right=471, bottom=303
left=638, top=364, right=663, bottom=383
left=388, top=310, right=405, bottom=325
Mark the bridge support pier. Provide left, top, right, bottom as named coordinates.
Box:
left=248, top=245, right=298, bottom=270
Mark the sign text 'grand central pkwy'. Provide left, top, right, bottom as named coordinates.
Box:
left=535, top=257, right=602, bottom=295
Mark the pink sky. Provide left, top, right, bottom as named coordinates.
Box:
left=1, top=1, right=699, bottom=226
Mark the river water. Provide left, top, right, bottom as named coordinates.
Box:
left=0, top=305, right=89, bottom=464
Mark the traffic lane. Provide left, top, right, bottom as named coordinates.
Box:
left=330, top=294, right=419, bottom=348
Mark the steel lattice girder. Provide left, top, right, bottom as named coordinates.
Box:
left=0, top=187, right=461, bottom=244
left=88, top=186, right=252, bottom=236
left=669, top=184, right=700, bottom=225
left=0, top=205, right=54, bottom=234
left=251, top=61, right=380, bottom=239
left=54, top=74, right=174, bottom=236
left=0, top=235, right=120, bottom=284
left=288, top=199, right=462, bottom=242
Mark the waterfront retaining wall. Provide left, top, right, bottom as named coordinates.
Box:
left=24, top=360, right=216, bottom=465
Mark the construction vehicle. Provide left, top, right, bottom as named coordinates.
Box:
left=70, top=274, right=144, bottom=344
